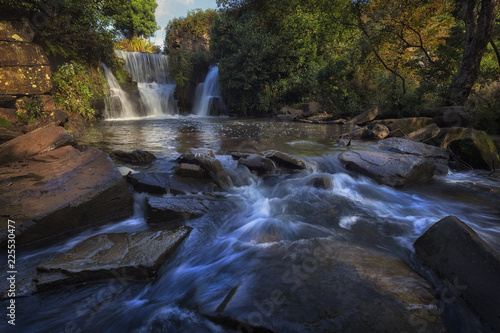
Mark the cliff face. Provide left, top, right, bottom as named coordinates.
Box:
left=0, top=21, right=53, bottom=101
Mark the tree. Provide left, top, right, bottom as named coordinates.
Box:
left=104, top=0, right=159, bottom=39
left=450, top=0, right=499, bottom=105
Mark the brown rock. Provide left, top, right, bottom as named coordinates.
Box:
left=177, top=148, right=232, bottom=188
left=371, top=123, right=390, bottom=140
left=0, top=107, right=17, bottom=123
left=0, top=21, right=35, bottom=43
left=35, top=225, right=192, bottom=292
left=405, top=123, right=440, bottom=143
left=415, top=216, right=500, bottom=332
left=0, top=123, right=73, bottom=164
left=346, top=106, right=380, bottom=125
left=0, top=146, right=134, bottom=246
left=374, top=117, right=434, bottom=135
left=110, top=149, right=157, bottom=165
left=175, top=163, right=206, bottom=179
left=0, top=65, right=53, bottom=95
left=237, top=155, right=276, bottom=174
left=430, top=127, right=467, bottom=148
left=448, top=128, right=500, bottom=171
left=306, top=175, right=332, bottom=189
left=0, top=42, right=49, bottom=66
left=264, top=150, right=306, bottom=170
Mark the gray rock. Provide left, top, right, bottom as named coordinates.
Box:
left=414, top=216, right=500, bottom=332
left=35, top=225, right=191, bottom=292
left=177, top=148, right=232, bottom=188
left=340, top=138, right=449, bottom=187
left=147, top=195, right=229, bottom=224
left=204, top=238, right=444, bottom=333
left=126, top=172, right=170, bottom=195
left=175, top=163, right=206, bottom=179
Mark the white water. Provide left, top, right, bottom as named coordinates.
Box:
left=102, top=63, right=139, bottom=119
left=103, top=50, right=178, bottom=119
left=193, top=66, right=225, bottom=116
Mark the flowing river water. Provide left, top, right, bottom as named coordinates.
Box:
left=3, top=116, right=500, bottom=332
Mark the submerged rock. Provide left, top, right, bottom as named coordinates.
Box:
left=204, top=238, right=444, bottom=333
left=0, top=146, right=133, bottom=246
left=35, top=225, right=192, bottom=292
left=448, top=128, right=500, bottom=171
left=147, top=195, right=229, bottom=224
left=340, top=138, right=449, bottom=187
left=414, top=216, right=500, bottom=332
left=110, top=149, right=157, bottom=165
left=0, top=123, right=73, bottom=164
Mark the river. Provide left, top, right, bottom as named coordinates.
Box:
left=2, top=116, right=500, bottom=332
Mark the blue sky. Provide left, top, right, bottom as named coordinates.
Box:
left=153, top=0, right=218, bottom=46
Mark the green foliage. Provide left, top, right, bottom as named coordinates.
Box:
left=0, top=118, right=12, bottom=129
left=19, top=96, right=44, bottom=122
left=166, top=9, right=218, bottom=48
left=52, top=62, right=107, bottom=121
left=115, top=37, right=160, bottom=53
left=104, top=0, right=159, bottom=39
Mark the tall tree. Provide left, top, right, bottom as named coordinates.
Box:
left=450, top=0, right=499, bottom=105
left=104, top=0, right=159, bottom=38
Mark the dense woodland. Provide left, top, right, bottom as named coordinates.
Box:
left=2, top=0, right=500, bottom=133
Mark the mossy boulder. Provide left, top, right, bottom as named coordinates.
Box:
left=448, top=128, right=500, bottom=171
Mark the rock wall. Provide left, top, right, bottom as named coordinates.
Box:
left=0, top=20, right=53, bottom=109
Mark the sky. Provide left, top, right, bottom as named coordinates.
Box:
left=153, top=0, right=218, bottom=46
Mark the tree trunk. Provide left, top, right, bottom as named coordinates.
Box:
left=450, top=0, right=499, bottom=105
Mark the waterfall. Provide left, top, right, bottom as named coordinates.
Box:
left=193, top=66, right=226, bottom=116
left=102, top=63, right=139, bottom=119
left=103, top=50, right=178, bottom=119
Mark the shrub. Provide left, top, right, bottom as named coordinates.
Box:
left=52, top=62, right=107, bottom=121
left=115, top=37, right=160, bottom=53
left=0, top=118, right=12, bottom=129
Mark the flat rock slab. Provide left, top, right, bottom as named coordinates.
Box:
left=415, top=216, right=500, bottom=332
left=205, top=238, right=444, bottom=333
left=36, top=225, right=192, bottom=292
left=110, top=149, right=157, bottom=165
left=340, top=138, right=449, bottom=187
left=0, top=65, right=53, bottom=95
left=0, top=145, right=133, bottom=246
left=0, top=123, right=72, bottom=164
left=147, top=195, right=229, bottom=224
left=0, top=41, right=49, bottom=66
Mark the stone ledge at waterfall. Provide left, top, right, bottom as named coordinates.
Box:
left=0, top=130, right=134, bottom=246
left=202, top=237, right=445, bottom=333
left=340, top=137, right=449, bottom=187
left=414, top=216, right=500, bottom=332
left=35, top=225, right=192, bottom=293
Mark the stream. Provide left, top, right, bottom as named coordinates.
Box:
left=2, top=116, right=500, bottom=332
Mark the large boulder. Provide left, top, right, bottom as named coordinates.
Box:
left=346, top=106, right=380, bottom=125
left=405, top=123, right=440, bottom=143
left=177, top=148, right=232, bottom=188
left=204, top=238, right=444, bottom=333
left=428, top=127, right=467, bottom=148
left=374, top=117, right=434, bottom=136
left=414, top=216, right=500, bottom=332
left=35, top=225, right=192, bottom=292
left=340, top=138, right=449, bottom=187
left=0, top=21, right=35, bottom=43
left=0, top=123, right=73, bottom=164
left=448, top=128, right=500, bottom=171
left=0, top=146, right=134, bottom=246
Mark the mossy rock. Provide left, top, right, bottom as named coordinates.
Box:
left=448, top=128, right=500, bottom=171
left=0, top=117, right=11, bottom=129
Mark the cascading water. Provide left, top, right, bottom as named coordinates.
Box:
left=103, top=50, right=178, bottom=119
left=102, top=63, right=139, bottom=119
left=193, top=66, right=226, bottom=116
